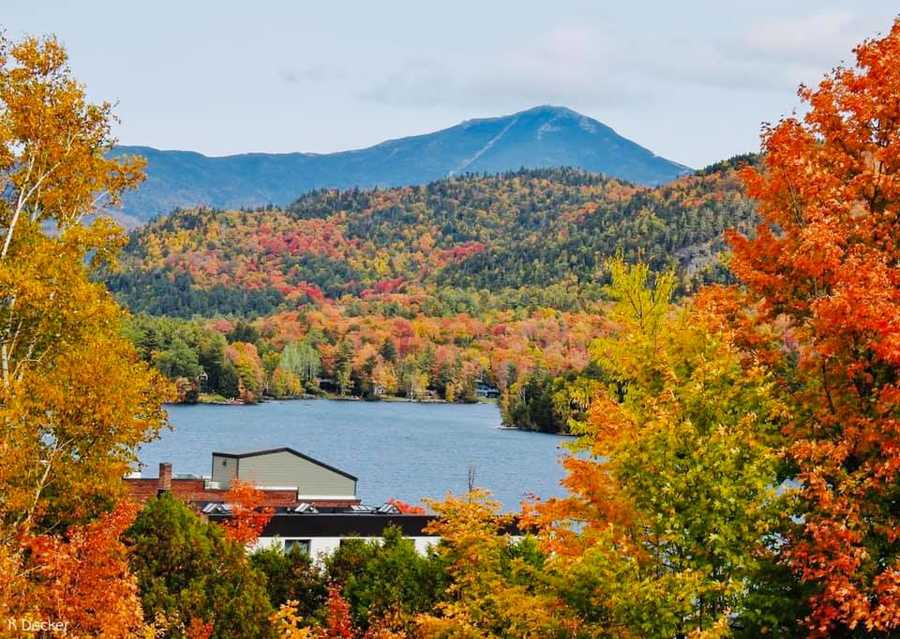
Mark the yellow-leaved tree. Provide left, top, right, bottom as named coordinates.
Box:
left=0, top=34, right=171, bottom=635
left=528, top=260, right=793, bottom=638
left=415, top=490, right=582, bottom=639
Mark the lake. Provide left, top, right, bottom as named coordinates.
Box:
left=137, top=400, right=570, bottom=511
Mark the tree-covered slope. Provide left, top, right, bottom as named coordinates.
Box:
left=107, top=163, right=755, bottom=318
left=109, top=106, right=690, bottom=223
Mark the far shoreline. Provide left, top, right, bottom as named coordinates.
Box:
left=162, top=396, right=573, bottom=436
left=173, top=392, right=496, bottom=407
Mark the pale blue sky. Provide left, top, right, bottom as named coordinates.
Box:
left=5, top=1, right=897, bottom=167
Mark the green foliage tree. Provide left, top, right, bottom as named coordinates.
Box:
left=501, top=368, right=557, bottom=432
left=196, top=329, right=228, bottom=392
left=334, top=339, right=355, bottom=397
left=150, top=339, right=202, bottom=380
left=279, top=339, right=321, bottom=388
left=336, top=526, right=447, bottom=630
left=218, top=358, right=241, bottom=399
left=501, top=367, right=605, bottom=434
left=125, top=494, right=273, bottom=638
left=533, top=260, right=800, bottom=637
left=125, top=314, right=232, bottom=398
left=226, top=320, right=260, bottom=345
left=251, top=544, right=327, bottom=619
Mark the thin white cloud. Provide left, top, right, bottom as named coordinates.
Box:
left=698, top=9, right=892, bottom=90
left=360, top=10, right=891, bottom=111
left=360, top=25, right=648, bottom=110
left=739, top=10, right=861, bottom=64
left=279, top=64, right=348, bottom=85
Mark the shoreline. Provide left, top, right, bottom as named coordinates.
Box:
left=170, top=393, right=496, bottom=407
left=163, top=396, right=572, bottom=436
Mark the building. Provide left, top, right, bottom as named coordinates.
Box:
left=208, top=504, right=440, bottom=556
left=211, top=447, right=358, bottom=504
left=475, top=381, right=500, bottom=399
left=127, top=448, right=437, bottom=557
left=127, top=446, right=523, bottom=559
left=125, top=447, right=361, bottom=510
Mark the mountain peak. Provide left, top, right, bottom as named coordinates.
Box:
left=110, top=108, right=691, bottom=223
left=459, top=104, right=581, bottom=127
left=519, top=104, right=579, bottom=116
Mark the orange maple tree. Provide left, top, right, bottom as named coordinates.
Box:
left=24, top=502, right=145, bottom=637
left=726, top=19, right=900, bottom=636
left=220, top=479, right=275, bottom=545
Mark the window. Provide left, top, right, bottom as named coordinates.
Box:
left=284, top=539, right=311, bottom=555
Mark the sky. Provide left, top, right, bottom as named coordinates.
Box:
left=5, top=1, right=898, bottom=168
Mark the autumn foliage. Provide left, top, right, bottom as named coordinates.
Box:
left=523, top=260, right=789, bottom=637
left=724, top=20, right=900, bottom=636
left=23, top=502, right=145, bottom=637
left=0, top=32, right=170, bottom=635
left=386, top=498, right=426, bottom=515
left=110, top=167, right=748, bottom=315
left=3, top=16, right=900, bottom=639
left=221, top=479, right=275, bottom=545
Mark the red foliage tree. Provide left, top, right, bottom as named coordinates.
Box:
left=727, top=20, right=900, bottom=636
left=385, top=498, right=426, bottom=515
left=185, top=617, right=214, bottom=639
left=323, top=585, right=355, bottom=639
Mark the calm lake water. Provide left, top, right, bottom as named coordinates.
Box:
left=137, top=400, right=569, bottom=511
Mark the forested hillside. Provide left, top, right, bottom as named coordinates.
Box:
left=105, top=160, right=757, bottom=413
left=108, top=163, right=756, bottom=318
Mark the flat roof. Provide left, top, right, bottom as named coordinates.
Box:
left=207, top=510, right=531, bottom=538
left=210, top=511, right=436, bottom=537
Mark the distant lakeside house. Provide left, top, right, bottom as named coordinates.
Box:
left=125, top=447, right=440, bottom=555
left=475, top=381, right=500, bottom=399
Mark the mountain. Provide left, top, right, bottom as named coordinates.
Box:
left=106, top=163, right=755, bottom=318
left=109, top=106, right=691, bottom=224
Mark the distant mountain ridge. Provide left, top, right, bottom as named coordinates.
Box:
left=110, top=106, right=691, bottom=224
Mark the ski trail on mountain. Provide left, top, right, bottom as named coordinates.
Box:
left=449, top=117, right=519, bottom=176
